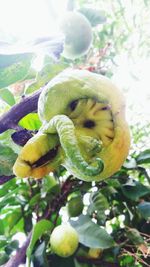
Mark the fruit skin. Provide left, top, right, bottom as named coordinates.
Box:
left=50, top=224, right=79, bottom=257
left=88, top=248, right=103, bottom=259
left=13, top=69, right=130, bottom=181
left=67, top=195, right=84, bottom=217
left=38, top=69, right=130, bottom=181
left=60, top=11, right=93, bottom=59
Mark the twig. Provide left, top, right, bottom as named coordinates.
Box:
left=3, top=232, right=32, bottom=267
left=0, top=88, right=42, bottom=134
left=0, top=175, right=15, bottom=185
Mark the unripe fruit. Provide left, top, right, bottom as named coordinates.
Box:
left=50, top=224, right=79, bottom=257
left=67, top=195, right=84, bottom=217
left=60, top=11, right=93, bottom=59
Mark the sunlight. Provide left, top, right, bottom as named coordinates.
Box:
left=0, top=0, right=67, bottom=42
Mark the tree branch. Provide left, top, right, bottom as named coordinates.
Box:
left=3, top=233, right=32, bottom=267
left=0, top=88, right=42, bottom=134
left=0, top=175, right=15, bottom=185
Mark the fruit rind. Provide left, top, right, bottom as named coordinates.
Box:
left=50, top=224, right=79, bottom=257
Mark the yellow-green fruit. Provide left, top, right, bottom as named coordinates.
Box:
left=88, top=248, right=103, bottom=259
left=50, top=224, right=79, bottom=257
left=60, top=11, right=92, bottom=59
left=67, top=196, right=84, bottom=217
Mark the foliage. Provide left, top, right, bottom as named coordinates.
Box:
left=0, top=0, right=150, bottom=266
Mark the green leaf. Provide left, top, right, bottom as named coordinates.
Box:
left=121, top=180, right=150, bottom=201
left=27, top=219, right=53, bottom=266
left=88, top=191, right=109, bottom=222
left=126, top=228, right=144, bottom=245
left=29, top=193, right=41, bottom=207
left=0, top=88, right=15, bottom=106
left=5, top=240, right=19, bottom=255
left=33, top=241, right=49, bottom=267
left=0, top=184, right=28, bottom=208
left=0, top=252, right=9, bottom=265
left=0, top=236, right=7, bottom=249
left=25, top=62, right=66, bottom=94
left=70, top=215, right=115, bottom=249
left=0, top=143, right=17, bottom=176
left=0, top=53, right=32, bottom=69
left=19, top=113, right=42, bottom=130
left=0, top=53, right=34, bottom=89
left=136, top=149, right=150, bottom=164
left=74, top=259, right=88, bottom=267
left=0, top=208, right=22, bottom=234
left=138, top=202, right=150, bottom=220
left=79, top=8, right=106, bottom=27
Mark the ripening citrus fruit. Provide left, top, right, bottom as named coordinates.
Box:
left=50, top=224, right=79, bottom=257
left=59, top=11, right=93, bottom=59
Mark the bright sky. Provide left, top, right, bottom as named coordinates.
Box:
left=0, top=0, right=67, bottom=42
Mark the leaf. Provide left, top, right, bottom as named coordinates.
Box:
left=79, top=8, right=106, bottom=27
left=19, top=113, right=42, bottom=130
left=33, top=241, right=49, bottom=267
left=88, top=191, right=109, bottom=222
left=123, top=158, right=137, bottom=169
left=0, top=53, right=32, bottom=69
left=0, top=236, right=7, bottom=249
left=126, top=228, right=144, bottom=245
left=0, top=143, right=17, bottom=176
left=0, top=208, right=22, bottom=234
left=138, top=202, right=150, bottom=220
left=0, top=88, right=15, bottom=106
left=0, top=252, right=9, bottom=265
left=136, top=149, right=150, bottom=164
left=0, top=53, right=34, bottom=89
left=26, top=219, right=53, bottom=266
left=25, top=62, right=66, bottom=94
left=70, top=215, right=115, bottom=249
left=5, top=240, right=19, bottom=255
left=121, top=180, right=150, bottom=201
left=0, top=184, right=28, bottom=208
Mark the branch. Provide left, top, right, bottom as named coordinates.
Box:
left=0, top=88, right=42, bottom=134
left=3, top=233, right=32, bottom=267
left=0, top=175, right=15, bottom=185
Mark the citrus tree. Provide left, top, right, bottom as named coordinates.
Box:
left=0, top=1, right=150, bottom=267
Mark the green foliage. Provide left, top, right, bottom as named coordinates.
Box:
left=27, top=219, right=53, bottom=266
left=0, top=53, right=35, bottom=89
left=70, top=214, right=115, bottom=249
left=0, top=143, right=17, bottom=176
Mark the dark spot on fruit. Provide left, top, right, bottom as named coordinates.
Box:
left=83, top=119, right=95, bottom=128
left=69, top=100, right=78, bottom=111
left=32, top=146, right=59, bottom=168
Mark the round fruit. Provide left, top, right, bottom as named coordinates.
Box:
left=50, top=224, right=79, bottom=257
left=88, top=248, right=103, bottom=259
left=59, top=11, right=93, bottom=59
left=67, top=195, right=84, bottom=217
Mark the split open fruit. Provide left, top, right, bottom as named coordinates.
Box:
left=13, top=69, right=130, bottom=182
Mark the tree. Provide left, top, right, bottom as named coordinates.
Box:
left=0, top=1, right=150, bottom=266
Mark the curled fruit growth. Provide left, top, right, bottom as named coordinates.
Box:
left=13, top=69, right=130, bottom=181
left=50, top=224, right=79, bottom=257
